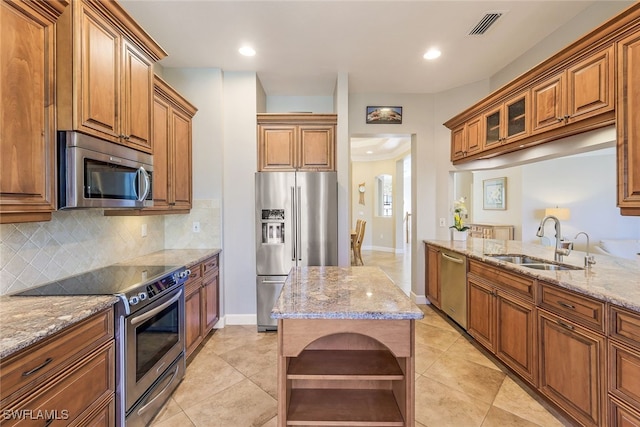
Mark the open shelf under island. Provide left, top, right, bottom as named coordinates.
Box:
left=271, top=266, right=424, bottom=427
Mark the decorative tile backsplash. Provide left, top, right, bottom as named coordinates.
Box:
left=0, top=199, right=221, bottom=295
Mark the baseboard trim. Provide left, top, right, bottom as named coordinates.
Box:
left=411, top=291, right=428, bottom=305
left=222, top=314, right=257, bottom=326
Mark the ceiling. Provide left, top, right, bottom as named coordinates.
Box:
left=118, top=0, right=631, bottom=159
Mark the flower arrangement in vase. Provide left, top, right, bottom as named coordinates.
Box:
left=450, top=197, right=469, bottom=241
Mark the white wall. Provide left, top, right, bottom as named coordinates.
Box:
left=221, top=72, right=260, bottom=322
left=490, top=1, right=633, bottom=91
left=266, top=96, right=334, bottom=113
left=472, top=168, right=524, bottom=240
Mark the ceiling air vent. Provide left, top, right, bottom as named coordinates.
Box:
left=468, top=12, right=504, bottom=35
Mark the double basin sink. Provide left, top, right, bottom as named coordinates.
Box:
left=486, top=254, right=583, bottom=271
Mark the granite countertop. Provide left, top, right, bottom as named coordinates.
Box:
left=425, top=238, right=640, bottom=312
left=272, top=266, right=424, bottom=320
left=0, top=248, right=221, bottom=359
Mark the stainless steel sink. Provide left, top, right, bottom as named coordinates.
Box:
left=485, top=254, right=583, bottom=271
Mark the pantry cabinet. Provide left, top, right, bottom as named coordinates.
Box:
left=257, top=114, right=337, bottom=171
left=0, top=0, right=67, bottom=224
left=0, top=308, right=115, bottom=426
left=185, top=254, right=220, bottom=359
left=617, top=31, right=640, bottom=215
left=56, top=0, right=167, bottom=153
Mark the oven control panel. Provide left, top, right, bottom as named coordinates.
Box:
left=125, top=267, right=190, bottom=309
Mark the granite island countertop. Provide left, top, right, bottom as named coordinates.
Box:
left=271, top=266, right=424, bottom=320
left=425, top=238, right=640, bottom=312
left=0, top=248, right=221, bottom=359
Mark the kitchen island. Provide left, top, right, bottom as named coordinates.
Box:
left=271, top=266, right=424, bottom=427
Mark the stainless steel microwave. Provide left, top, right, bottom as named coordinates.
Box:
left=58, top=131, right=153, bottom=209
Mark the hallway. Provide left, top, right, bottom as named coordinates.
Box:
left=150, top=250, right=572, bottom=427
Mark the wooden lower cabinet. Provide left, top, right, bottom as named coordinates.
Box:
left=610, top=396, right=640, bottom=427
left=0, top=308, right=115, bottom=426
left=278, top=319, right=415, bottom=426
left=467, top=274, right=537, bottom=385
left=185, top=254, right=220, bottom=359
left=425, top=244, right=441, bottom=309
left=538, top=309, right=605, bottom=427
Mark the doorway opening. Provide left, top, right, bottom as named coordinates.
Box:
left=350, top=134, right=412, bottom=295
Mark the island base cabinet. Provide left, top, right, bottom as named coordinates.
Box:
left=538, top=309, right=605, bottom=427
left=277, top=319, right=416, bottom=427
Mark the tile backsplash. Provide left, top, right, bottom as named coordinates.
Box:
left=0, top=199, right=221, bottom=295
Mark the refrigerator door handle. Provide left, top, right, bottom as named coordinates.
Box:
left=291, top=186, right=296, bottom=261
left=297, top=186, right=302, bottom=261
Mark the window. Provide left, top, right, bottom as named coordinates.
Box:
left=376, top=174, right=393, bottom=217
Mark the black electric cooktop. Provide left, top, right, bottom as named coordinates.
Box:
left=13, top=264, right=182, bottom=297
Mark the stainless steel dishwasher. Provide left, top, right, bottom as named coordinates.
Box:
left=439, top=249, right=468, bottom=329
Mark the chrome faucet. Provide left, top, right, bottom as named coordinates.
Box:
left=574, top=231, right=596, bottom=269
left=536, top=215, right=572, bottom=262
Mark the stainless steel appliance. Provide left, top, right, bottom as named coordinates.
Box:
left=439, top=249, right=468, bottom=329
left=255, top=171, right=338, bottom=331
left=58, top=131, right=153, bottom=209
left=14, top=263, right=190, bottom=426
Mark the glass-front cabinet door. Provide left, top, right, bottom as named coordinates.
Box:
left=484, top=107, right=501, bottom=149
left=483, top=91, right=530, bottom=150
left=505, top=92, right=529, bottom=142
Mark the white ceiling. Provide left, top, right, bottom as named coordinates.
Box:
left=119, top=0, right=632, bottom=96
left=118, top=0, right=631, bottom=158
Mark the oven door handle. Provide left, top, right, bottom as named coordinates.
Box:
left=130, top=289, right=182, bottom=326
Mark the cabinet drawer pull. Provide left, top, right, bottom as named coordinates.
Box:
left=557, top=301, right=575, bottom=310
left=557, top=320, right=574, bottom=331
left=22, top=357, right=53, bottom=377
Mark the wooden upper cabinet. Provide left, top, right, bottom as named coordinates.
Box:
left=532, top=46, right=614, bottom=135
left=484, top=91, right=530, bottom=150
left=450, top=117, right=482, bottom=161
left=259, top=125, right=297, bottom=170
left=531, top=72, right=566, bottom=133
left=56, top=0, right=166, bottom=153
left=617, top=31, right=640, bottom=215
left=567, top=46, right=614, bottom=122
left=257, top=114, right=337, bottom=171
left=0, top=0, right=68, bottom=224
left=148, top=76, right=197, bottom=212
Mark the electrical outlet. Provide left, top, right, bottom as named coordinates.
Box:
left=439, top=218, right=446, bottom=227
left=141, top=223, right=147, bottom=237
left=192, top=221, right=201, bottom=233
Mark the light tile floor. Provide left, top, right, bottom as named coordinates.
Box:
left=151, top=250, right=573, bottom=427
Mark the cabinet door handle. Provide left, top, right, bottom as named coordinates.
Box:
left=556, top=320, right=574, bottom=331
left=44, top=419, right=54, bottom=427
left=557, top=301, right=575, bottom=310
left=22, top=357, right=53, bottom=377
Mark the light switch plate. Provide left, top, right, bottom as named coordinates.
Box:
left=439, top=218, right=446, bottom=227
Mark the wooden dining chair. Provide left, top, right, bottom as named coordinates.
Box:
left=353, top=220, right=366, bottom=266
left=352, top=219, right=363, bottom=262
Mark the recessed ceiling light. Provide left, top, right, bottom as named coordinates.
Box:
left=423, top=48, right=441, bottom=60
left=239, top=46, right=256, bottom=57
left=366, top=151, right=373, bottom=154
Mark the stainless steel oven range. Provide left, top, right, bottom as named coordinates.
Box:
left=14, top=263, right=191, bottom=426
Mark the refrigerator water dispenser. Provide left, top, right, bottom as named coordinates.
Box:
left=261, top=209, right=285, bottom=244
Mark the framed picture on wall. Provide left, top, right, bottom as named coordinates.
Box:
left=366, top=106, right=402, bottom=124
left=483, top=177, right=506, bottom=210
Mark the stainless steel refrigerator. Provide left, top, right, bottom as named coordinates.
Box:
left=255, top=171, right=338, bottom=331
